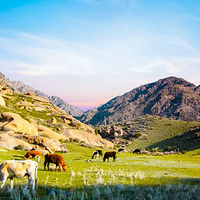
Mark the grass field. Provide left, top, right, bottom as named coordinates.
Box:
left=0, top=142, right=200, bottom=199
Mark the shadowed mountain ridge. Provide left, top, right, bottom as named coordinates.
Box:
left=79, top=76, right=200, bottom=125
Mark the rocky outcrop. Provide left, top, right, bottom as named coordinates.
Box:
left=37, top=124, right=68, bottom=141
left=0, top=112, right=38, bottom=136
left=20, top=135, right=65, bottom=152
left=62, top=129, right=114, bottom=148
left=0, top=95, right=5, bottom=107
left=80, top=77, right=200, bottom=125
left=98, top=126, right=124, bottom=139
left=0, top=134, right=32, bottom=150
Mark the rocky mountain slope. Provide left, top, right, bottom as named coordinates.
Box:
left=0, top=75, right=114, bottom=151
left=80, top=77, right=200, bottom=125
left=11, top=81, right=83, bottom=117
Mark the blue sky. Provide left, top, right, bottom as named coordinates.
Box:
left=0, top=0, right=200, bottom=111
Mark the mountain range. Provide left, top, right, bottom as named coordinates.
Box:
left=79, top=76, right=200, bottom=125
left=1, top=72, right=200, bottom=151
left=11, top=81, right=84, bottom=117
left=3, top=73, right=200, bottom=126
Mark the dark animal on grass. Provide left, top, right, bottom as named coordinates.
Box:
left=91, top=151, right=99, bottom=159
left=23, top=150, right=41, bottom=162
left=96, top=150, right=103, bottom=157
left=0, top=160, right=38, bottom=190
left=44, top=153, right=67, bottom=172
left=117, top=148, right=125, bottom=153
left=133, top=149, right=141, bottom=154
left=91, top=150, right=103, bottom=159
left=103, top=151, right=116, bottom=162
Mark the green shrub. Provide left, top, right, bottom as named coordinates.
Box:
left=133, top=132, right=142, bottom=138
left=95, top=128, right=99, bottom=135
left=182, top=150, right=187, bottom=154
left=14, top=144, right=24, bottom=150
left=69, top=138, right=81, bottom=143
left=76, top=123, right=81, bottom=129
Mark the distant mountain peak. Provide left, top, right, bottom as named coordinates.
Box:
left=156, top=76, right=196, bottom=87
left=80, top=76, right=200, bottom=125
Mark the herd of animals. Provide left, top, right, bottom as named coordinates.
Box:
left=0, top=147, right=125, bottom=191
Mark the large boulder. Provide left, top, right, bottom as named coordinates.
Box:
left=0, top=133, right=31, bottom=150
left=60, top=115, right=95, bottom=134
left=0, top=95, right=5, bottom=107
left=0, top=112, right=38, bottom=136
left=37, top=125, right=68, bottom=141
left=21, top=135, right=63, bottom=152
left=62, top=129, right=114, bottom=148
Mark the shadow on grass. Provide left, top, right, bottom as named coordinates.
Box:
left=148, top=127, right=200, bottom=151
left=0, top=177, right=199, bottom=200
left=12, top=155, right=24, bottom=160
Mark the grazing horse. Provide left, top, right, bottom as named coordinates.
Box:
left=103, top=151, right=116, bottom=162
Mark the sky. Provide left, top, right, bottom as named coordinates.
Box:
left=0, top=0, right=200, bottom=111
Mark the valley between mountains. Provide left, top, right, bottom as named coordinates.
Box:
left=0, top=72, right=200, bottom=199
left=0, top=72, right=200, bottom=153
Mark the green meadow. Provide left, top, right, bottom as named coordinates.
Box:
left=0, top=142, right=200, bottom=199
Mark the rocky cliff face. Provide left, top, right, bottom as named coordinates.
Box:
left=48, top=96, right=83, bottom=117
left=11, top=81, right=83, bottom=117
left=80, top=77, right=200, bottom=125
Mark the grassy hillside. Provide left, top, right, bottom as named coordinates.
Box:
left=0, top=86, right=114, bottom=149
left=97, top=115, right=200, bottom=152
left=0, top=94, right=66, bottom=137
left=127, top=116, right=200, bottom=151
left=0, top=143, right=200, bottom=199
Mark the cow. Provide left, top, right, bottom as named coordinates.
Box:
left=91, top=150, right=102, bottom=158
left=117, top=147, right=125, bottom=153
left=96, top=150, right=103, bottom=157
left=91, top=150, right=103, bottom=159
left=23, top=150, right=41, bottom=162
left=44, top=153, right=67, bottom=172
left=91, top=151, right=99, bottom=159
left=133, top=149, right=141, bottom=154
left=103, top=151, right=116, bottom=162
left=0, top=160, right=38, bottom=190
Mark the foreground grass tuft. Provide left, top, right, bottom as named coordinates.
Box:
left=1, top=184, right=200, bottom=200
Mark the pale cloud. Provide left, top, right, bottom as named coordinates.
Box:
left=0, top=28, right=200, bottom=83
left=0, top=30, right=98, bottom=77
left=170, top=38, right=196, bottom=52
left=129, top=57, right=200, bottom=74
